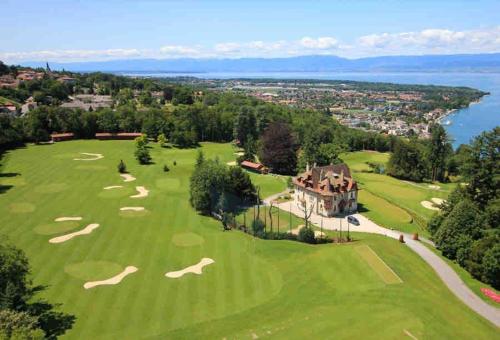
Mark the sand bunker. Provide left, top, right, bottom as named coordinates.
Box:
left=234, top=152, right=244, bottom=156
left=104, top=185, right=123, bottom=190
left=83, top=266, right=138, bottom=289
left=428, top=185, right=440, bottom=190
left=421, top=201, right=440, bottom=211
left=130, top=186, right=149, bottom=198
left=55, top=217, right=82, bottom=222
left=74, top=153, right=104, bottom=161
left=120, top=174, right=136, bottom=182
left=431, top=197, right=445, bottom=205
left=165, top=258, right=215, bottom=278
left=49, top=223, right=100, bottom=244
left=120, top=207, right=145, bottom=211
left=226, top=161, right=237, bottom=166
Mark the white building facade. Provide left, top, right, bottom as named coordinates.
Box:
left=293, top=164, right=358, bottom=217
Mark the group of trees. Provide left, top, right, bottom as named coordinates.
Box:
left=387, top=124, right=454, bottom=182
left=428, top=127, right=499, bottom=289
left=0, top=236, right=75, bottom=338
left=189, top=151, right=257, bottom=216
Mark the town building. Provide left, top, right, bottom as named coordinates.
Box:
left=293, top=164, right=358, bottom=217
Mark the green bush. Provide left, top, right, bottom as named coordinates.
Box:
left=117, top=160, right=127, bottom=173
left=163, top=164, right=169, bottom=172
left=251, top=219, right=265, bottom=237
left=298, top=227, right=315, bottom=244
left=135, top=146, right=151, bottom=164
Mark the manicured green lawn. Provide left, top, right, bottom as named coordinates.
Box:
left=342, top=150, right=457, bottom=236
left=0, top=141, right=497, bottom=339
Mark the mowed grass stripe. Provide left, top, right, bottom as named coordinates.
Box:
left=356, top=245, right=402, bottom=285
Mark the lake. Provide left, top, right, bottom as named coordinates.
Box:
left=123, top=71, right=500, bottom=147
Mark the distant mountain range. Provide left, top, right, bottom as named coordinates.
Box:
left=21, top=53, right=500, bottom=73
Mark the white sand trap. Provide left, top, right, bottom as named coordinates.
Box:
left=234, top=152, right=244, bottom=156
left=431, top=198, right=445, bottom=205
left=120, top=207, right=145, bottom=211
left=165, top=258, right=215, bottom=279
left=120, top=174, right=136, bottom=182
left=49, top=223, right=100, bottom=243
left=83, top=266, right=138, bottom=289
left=55, top=217, right=82, bottom=222
left=130, top=186, right=149, bottom=198
left=428, top=185, right=440, bottom=190
left=74, top=153, right=104, bottom=161
left=226, top=161, right=237, bottom=166
left=104, top=185, right=123, bottom=190
left=421, top=201, right=440, bottom=211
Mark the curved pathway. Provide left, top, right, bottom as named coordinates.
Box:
left=273, top=200, right=500, bottom=328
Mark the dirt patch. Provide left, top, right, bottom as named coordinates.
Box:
left=165, top=258, right=215, bottom=278
left=120, top=174, right=136, bottom=182
left=104, top=185, right=123, bottom=190
left=49, top=223, right=100, bottom=243
left=431, top=198, right=445, bottom=205
left=428, top=185, right=441, bottom=190
left=84, top=266, right=138, bottom=289
left=421, top=201, right=440, bottom=211
left=74, top=153, right=104, bottom=161
left=55, top=217, right=82, bottom=222
left=130, top=186, right=149, bottom=198
left=120, top=207, right=145, bottom=211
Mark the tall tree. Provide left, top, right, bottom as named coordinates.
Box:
left=427, top=124, right=452, bottom=181
left=259, top=121, right=298, bottom=175
left=461, top=127, right=499, bottom=205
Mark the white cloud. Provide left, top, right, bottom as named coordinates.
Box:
left=1, top=26, right=499, bottom=62
left=357, top=27, right=500, bottom=55
left=159, top=45, right=201, bottom=57
left=300, top=36, right=339, bottom=50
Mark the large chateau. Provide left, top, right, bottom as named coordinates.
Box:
left=292, top=164, right=358, bottom=217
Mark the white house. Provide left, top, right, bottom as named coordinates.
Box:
left=293, top=164, right=358, bottom=217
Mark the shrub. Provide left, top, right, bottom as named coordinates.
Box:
left=135, top=146, right=151, bottom=164
left=399, top=234, right=405, bottom=243
left=173, top=160, right=177, bottom=166
left=251, top=219, right=265, bottom=237
left=163, top=164, right=169, bottom=172
left=298, top=227, right=315, bottom=244
left=117, top=160, right=127, bottom=173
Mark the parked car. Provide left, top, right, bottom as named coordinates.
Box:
left=347, top=215, right=360, bottom=226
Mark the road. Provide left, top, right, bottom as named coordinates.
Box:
left=270, top=198, right=500, bottom=328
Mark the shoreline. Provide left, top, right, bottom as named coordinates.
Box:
left=437, top=97, right=485, bottom=126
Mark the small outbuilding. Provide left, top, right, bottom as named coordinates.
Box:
left=95, top=132, right=143, bottom=140
left=241, top=160, right=269, bottom=174
left=50, top=133, right=74, bottom=142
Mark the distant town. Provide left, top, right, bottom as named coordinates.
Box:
left=158, top=77, right=487, bottom=138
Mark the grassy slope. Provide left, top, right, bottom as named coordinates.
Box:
left=0, top=142, right=497, bottom=338
left=343, top=150, right=499, bottom=306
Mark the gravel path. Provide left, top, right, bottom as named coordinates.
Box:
left=274, top=200, right=500, bottom=328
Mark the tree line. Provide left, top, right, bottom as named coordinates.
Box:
left=428, top=127, right=499, bottom=289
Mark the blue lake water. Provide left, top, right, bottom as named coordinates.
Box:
left=124, top=71, right=500, bottom=147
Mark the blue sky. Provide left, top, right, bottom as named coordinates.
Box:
left=2, top=0, right=500, bottom=62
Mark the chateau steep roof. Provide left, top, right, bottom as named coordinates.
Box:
left=293, top=164, right=357, bottom=196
